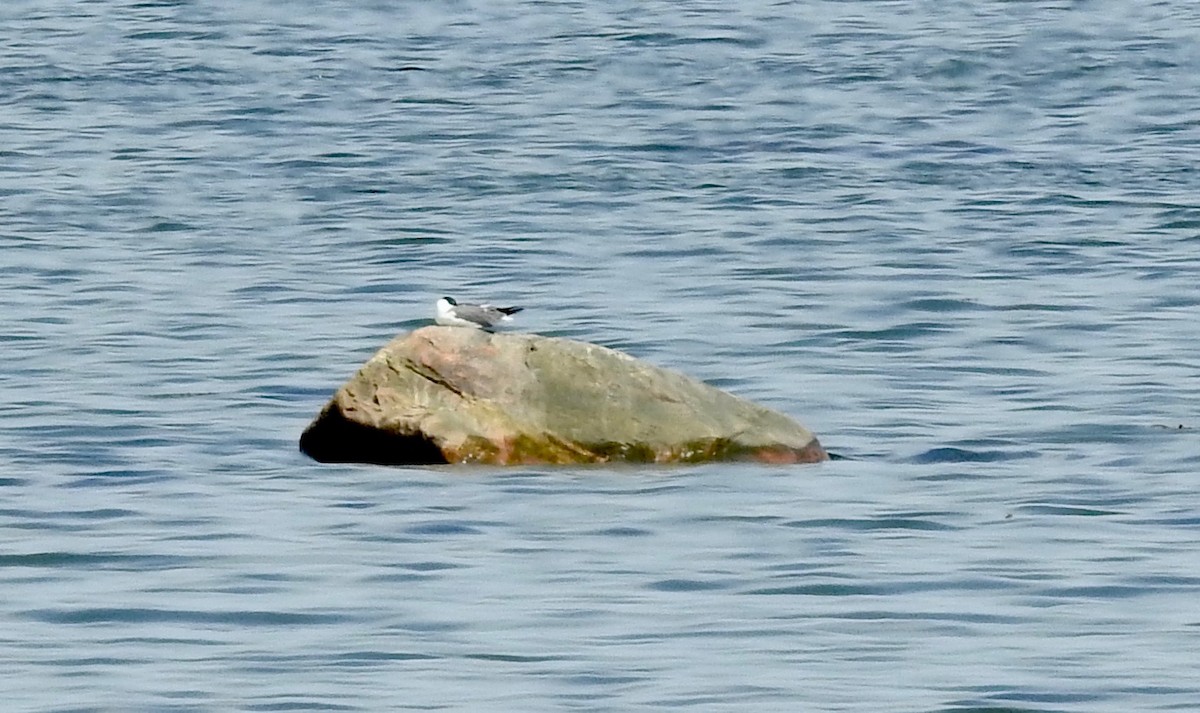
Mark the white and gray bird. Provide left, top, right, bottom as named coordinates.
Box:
left=435, top=296, right=523, bottom=330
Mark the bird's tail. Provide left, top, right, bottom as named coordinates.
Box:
left=498, top=306, right=523, bottom=316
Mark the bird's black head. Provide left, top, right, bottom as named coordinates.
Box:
left=441, top=296, right=457, bottom=305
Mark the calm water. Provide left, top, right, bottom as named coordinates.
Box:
left=3, top=1, right=1200, bottom=711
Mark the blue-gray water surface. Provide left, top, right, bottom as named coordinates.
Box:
left=3, top=1, right=1200, bottom=711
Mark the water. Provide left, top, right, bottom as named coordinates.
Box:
left=3, top=1, right=1200, bottom=710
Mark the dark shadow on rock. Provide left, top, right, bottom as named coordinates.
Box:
left=300, top=403, right=447, bottom=465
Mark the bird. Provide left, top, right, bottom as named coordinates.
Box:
left=435, top=296, right=523, bottom=330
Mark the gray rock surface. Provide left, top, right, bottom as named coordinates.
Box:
left=300, top=326, right=827, bottom=465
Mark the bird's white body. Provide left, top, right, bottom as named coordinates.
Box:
left=436, top=297, right=522, bottom=330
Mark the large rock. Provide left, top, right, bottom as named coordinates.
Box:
left=300, top=326, right=827, bottom=466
